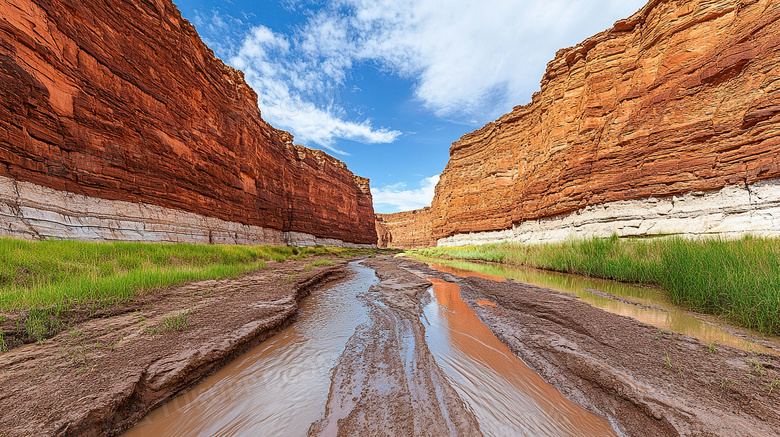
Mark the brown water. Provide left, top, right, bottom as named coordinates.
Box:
left=123, top=261, right=378, bottom=437
left=417, top=256, right=779, bottom=354
left=124, top=259, right=622, bottom=436
left=421, top=276, right=618, bottom=436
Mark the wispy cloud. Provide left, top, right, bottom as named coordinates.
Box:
left=372, top=175, right=440, bottom=213
left=193, top=11, right=401, bottom=154
left=309, top=0, right=645, bottom=120
left=192, top=1, right=645, bottom=152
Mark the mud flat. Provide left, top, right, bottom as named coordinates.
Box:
left=4, top=256, right=779, bottom=436
left=127, top=257, right=619, bottom=436
left=397, top=258, right=780, bottom=436
left=0, top=258, right=350, bottom=436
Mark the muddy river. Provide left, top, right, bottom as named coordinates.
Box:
left=124, top=262, right=377, bottom=436
left=124, top=257, right=777, bottom=435
left=420, top=276, right=615, bottom=436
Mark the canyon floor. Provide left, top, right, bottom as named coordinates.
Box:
left=1, top=256, right=779, bottom=436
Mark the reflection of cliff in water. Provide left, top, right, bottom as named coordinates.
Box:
left=423, top=276, right=617, bottom=436
left=421, top=257, right=779, bottom=354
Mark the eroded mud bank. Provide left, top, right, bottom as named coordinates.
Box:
left=0, top=258, right=350, bottom=436
left=309, top=259, right=482, bottom=435
left=5, top=256, right=778, bottom=436
left=396, top=258, right=780, bottom=436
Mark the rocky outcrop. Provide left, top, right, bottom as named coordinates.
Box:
left=376, top=209, right=434, bottom=249
left=0, top=0, right=376, bottom=246
left=386, top=0, right=780, bottom=248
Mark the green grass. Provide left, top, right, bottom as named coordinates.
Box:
left=411, top=235, right=780, bottom=335
left=145, top=310, right=192, bottom=334
left=0, top=238, right=342, bottom=311
left=311, top=260, right=335, bottom=266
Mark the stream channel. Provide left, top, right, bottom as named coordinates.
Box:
left=125, top=257, right=777, bottom=436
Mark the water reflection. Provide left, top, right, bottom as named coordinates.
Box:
left=123, top=261, right=378, bottom=437
left=422, top=277, right=617, bottom=437
left=416, top=257, right=778, bottom=354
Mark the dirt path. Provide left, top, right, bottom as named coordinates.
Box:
left=0, top=258, right=349, bottom=436
left=396, top=258, right=780, bottom=436
left=309, top=259, right=481, bottom=436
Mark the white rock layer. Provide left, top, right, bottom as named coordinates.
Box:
left=0, top=175, right=375, bottom=248
left=438, top=179, right=780, bottom=247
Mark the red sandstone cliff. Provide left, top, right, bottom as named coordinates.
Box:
left=381, top=0, right=780, bottom=247
left=0, top=0, right=376, bottom=245
left=376, top=209, right=434, bottom=249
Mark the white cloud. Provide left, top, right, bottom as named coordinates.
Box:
left=372, top=175, right=440, bottom=212
left=225, top=24, right=400, bottom=154
left=325, top=0, right=646, bottom=120
left=196, top=1, right=645, bottom=151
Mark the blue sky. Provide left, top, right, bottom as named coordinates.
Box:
left=172, top=0, right=646, bottom=213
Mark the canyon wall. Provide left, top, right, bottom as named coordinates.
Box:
left=383, top=0, right=780, bottom=248
left=375, top=209, right=434, bottom=249
left=0, top=0, right=376, bottom=247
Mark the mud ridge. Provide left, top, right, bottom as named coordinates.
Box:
left=397, top=258, right=780, bottom=437
left=0, top=260, right=349, bottom=436
left=309, top=258, right=482, bottom=436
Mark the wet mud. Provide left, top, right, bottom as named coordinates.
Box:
left=0, top=258, right=350, bottom=436
left=398, top=258, right=780, bottom=436
left=308, top=259, right=482, bottom=436
left=5, top=255, right=779, bottom=436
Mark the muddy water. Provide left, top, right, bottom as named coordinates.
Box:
left=416, top=256, right=778, bottom=354
left=123, top=261, right=378, bottom=437
left=420, top=276, right=618, bottom=437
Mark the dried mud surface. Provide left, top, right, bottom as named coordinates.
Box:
left=0, top=257, right=350, bottom=436
left=397, top=258, right=780, bottom=437
left=309, top=258, right=481, bottom=436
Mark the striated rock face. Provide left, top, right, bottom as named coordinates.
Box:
left=386, top=0, right=780, bottom=248
left=375, top=214, right=392, bottom=248
left=0, top=0, right=376, bottom=246
left=376, top=209, right=434, bottom=249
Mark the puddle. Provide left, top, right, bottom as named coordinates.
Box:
left=123, top=261, right=378, bottom=437
left=421, top=276, right=617, bottom=436
left=415, top=256, right=779, bottom=354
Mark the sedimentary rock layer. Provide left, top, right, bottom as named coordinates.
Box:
left=375, top=209, right=434, bottom=249
left=384, top=0, right=780, bottom=248
left=438, top=178, right=780, bottom=246
left=0, top=175, right=374, bottom=247
left=0, top=0, right=376, bottom=245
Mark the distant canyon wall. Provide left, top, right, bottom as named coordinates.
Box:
left=380, top=0, right=780, bottom=248
left=0, top=0, right=377, bottom=246
left=375, top=209, right=434, bottom=249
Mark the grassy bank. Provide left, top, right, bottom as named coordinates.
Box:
left=0, top=238, right=344, bottom=312
left=412, top=236, right=780, bottom=336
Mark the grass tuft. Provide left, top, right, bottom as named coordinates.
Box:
left=311, top=260, right=335, bottom=266
left=0, top=328, right=7, bottom=352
